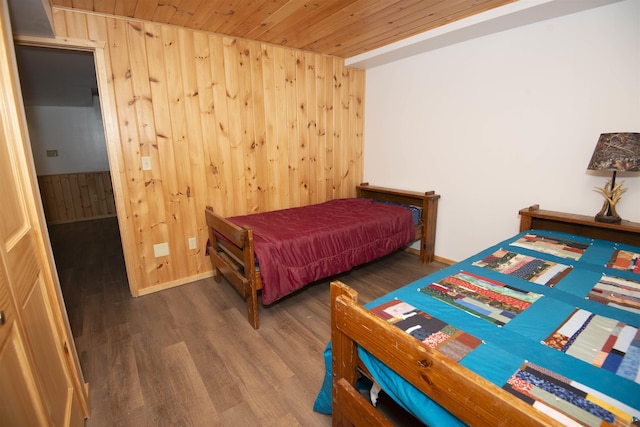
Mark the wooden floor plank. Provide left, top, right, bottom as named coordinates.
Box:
left=107, top=323, right=144, bottom=414
left=178, top=323, right=243, bottom=413
left=219, top=400, right=259, bottom=427
left=161, top=341, right=221, bottom=426
left=49, top=217, right=445, bottom=426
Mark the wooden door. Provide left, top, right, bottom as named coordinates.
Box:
left=0, top=219, right=46, bottom=425
left=0, top=0, right=89, bottom=425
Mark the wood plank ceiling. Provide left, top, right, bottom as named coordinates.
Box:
left=50, top=0, right=516, bottom=58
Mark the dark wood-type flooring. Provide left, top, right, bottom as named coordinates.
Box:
left=49, top=217, right=446, bottom=426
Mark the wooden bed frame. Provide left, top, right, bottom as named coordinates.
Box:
left=330, top=205, right=640, bottom=427
left=205, top=183, right=440, bottom=330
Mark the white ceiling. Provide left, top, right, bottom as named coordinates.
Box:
left=346, top=0, right=622, bottom=69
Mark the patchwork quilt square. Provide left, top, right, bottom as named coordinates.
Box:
left=607, top=250, right=640, bottom=274
left=370, top=299, right=482, bottom=362
left=473, top=249, right=572, bottom=287
left=418, top=271, right=542, bottom=326
left=510, top=233, right=589, bottom=261
left=504, top=362, right=639, bottom=426
left=542, top=309, right=640, bottom=385
left=587, top=275, right=640, bottom=314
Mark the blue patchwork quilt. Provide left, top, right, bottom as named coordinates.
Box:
left=314, top=229, right=640, bottom=426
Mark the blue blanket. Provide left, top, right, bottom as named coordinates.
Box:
left=314, top=229, right=640, bottom=425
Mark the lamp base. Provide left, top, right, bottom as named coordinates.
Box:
left=594, top=213, right=622, bottom=224
left=593, top=175, right=626, bottom=226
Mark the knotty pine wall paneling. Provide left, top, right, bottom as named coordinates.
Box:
left=38, top=171, right=116, bottom=224
left=51, top=8, right=365, bottom=295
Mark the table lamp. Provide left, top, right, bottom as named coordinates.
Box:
left=586, top=132, right=640, bottom=224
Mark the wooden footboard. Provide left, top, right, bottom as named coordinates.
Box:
left=330, top=281, right=561, bottom=427
left=205, top=206, right=261, bottom=329
left=205, top=183, right=440, bottom=330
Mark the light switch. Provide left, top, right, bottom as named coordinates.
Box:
left=142, top=156, right=152, bottom=171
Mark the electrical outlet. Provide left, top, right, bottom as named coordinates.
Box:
left=141, top=156, right=152, bottom=171
left=153, top=243, right=169, bottom=258
left=188, top=237, right=197, bottom=250
left=46, top=149, right=58, bottom=157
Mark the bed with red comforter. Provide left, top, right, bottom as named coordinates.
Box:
left=205, top=183, right=440, bottom=329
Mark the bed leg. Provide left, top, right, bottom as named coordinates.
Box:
left=212, top=267, right=221, bottom=283
left=421, top=192, right=440, bottom=263
left=331, top=282, right=359, bottom=427
left=247, top=289, right=259, bottom=330
left=335, top=378, right=393, bottom=427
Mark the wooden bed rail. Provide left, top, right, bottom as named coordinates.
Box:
left=330, top=281, right=561, bottom=427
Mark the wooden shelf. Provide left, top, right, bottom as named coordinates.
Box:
left=519, top=205, right=640, bottom=246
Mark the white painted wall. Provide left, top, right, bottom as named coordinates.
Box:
left=26, top=95, right=109, bottom=175
left=363, top=0, right=640, bottom=262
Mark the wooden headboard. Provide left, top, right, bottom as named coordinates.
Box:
left=357, top=183, right=440, bottom=264
left=519, top=204, right=640, bottom=246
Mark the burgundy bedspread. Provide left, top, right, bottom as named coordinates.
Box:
left=227, top=198, right=415, bottom=304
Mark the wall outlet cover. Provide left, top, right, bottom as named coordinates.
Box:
left=153, top=242, right=169, bottom=258
left=188, top=237, right=197, bottom=250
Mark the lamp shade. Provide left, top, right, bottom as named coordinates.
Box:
left=587, top=132, right=640, bottom=171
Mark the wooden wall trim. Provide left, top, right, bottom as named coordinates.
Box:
left=14, top=34, right=105, bottom=50
left=50, top=7, right=365, bottom=295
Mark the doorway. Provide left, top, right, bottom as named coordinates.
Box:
left=13, top=44, right=126, bottom=332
